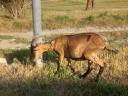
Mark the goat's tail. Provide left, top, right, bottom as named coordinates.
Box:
left=104, top=47, right=119, bottom=54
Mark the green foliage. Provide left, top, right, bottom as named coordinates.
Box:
left=86, top=15, right=96, bottom=22
left=43, top=51, right=58, bottom=61
left=4, top=49, right=30, bottom=64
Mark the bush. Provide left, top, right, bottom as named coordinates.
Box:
left=98, top=11, right=108, bottom=17
left=86, top=15, right=96, bottom=22
left=0, top=0, right=31, bottom=19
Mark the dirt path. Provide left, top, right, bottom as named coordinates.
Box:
left=95, top=8, right=128, bottom=12
left=0, top=26, right=128, bottom=49
left=0, top=26, right=128, bottom=39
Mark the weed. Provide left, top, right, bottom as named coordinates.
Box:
left=86, top=15, right=96, bottom=22
left=112, top=14, right=124, bottom=20
left=80, top=15, right=96, bottom=25
left=55, top=16, right=71, bottom=22
left=98, top=11, right=108, bottom=17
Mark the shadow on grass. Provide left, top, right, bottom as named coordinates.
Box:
left=41, top=80, right=128, bottom=96
left=1, top=49, right=128, bottom=96
left=4, top=49, right=31, bottom=64
left=0, top=77, right=128, bottom=96
left=4, top=49, right=58, bottom=65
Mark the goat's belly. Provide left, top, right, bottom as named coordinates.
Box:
left=65, top=55, right=85, bottom=60
left=65, top=51, right=84, bottom=59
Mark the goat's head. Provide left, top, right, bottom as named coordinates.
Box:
left=33, top=43, right=51, bottom=62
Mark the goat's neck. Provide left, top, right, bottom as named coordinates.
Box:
left=44, top=43, right=53, bottom=51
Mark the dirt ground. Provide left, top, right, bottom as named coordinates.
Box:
left=0, top=26, right=128, bottom=49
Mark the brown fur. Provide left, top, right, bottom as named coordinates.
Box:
left=33, top=33, right=118, bottom=81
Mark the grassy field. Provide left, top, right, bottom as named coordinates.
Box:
left=42, top=0, right=128, bottom=29
left=0, top=0, right=128, bottom=32
left=0, top=31, right=128, bottom=96
left=0, top=0, right=128, bottom=96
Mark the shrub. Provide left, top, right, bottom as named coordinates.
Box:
left=86, top=15, right=96, bottom=22
left=98, top=11, right=108, bottom=17
left=54, top=16, right=73, bottom=23
left=81, top=15, right=96, bottom=23
left=0, top=0, right=31, bottom=19
left=112, top=14, right=124, bottom=20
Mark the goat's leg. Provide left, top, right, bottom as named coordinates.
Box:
left=95, top=62, right=106, bottom=82
left=55, top=59, right=61, bottom=74
left=91, top=0, right=94, bottom=9
left=89, top=56, right=106, bottom=82
left=66, top=58, right=75, bottom=73
left=83, top=49, right=106, bottom=81
left=55, top=50, right=64, bottom=74
left=79, top=60, right=93, bottom=79
left=67, top=58, right=71, bottom=66
left=86, top=0, right=90, bottom=10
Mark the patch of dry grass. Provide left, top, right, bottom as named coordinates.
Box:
left=0, top=17, right=32, bottom=32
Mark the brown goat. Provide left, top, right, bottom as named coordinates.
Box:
left=32, top=33, right=118, bottom=81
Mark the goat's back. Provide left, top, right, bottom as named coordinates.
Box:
left=52, top=33, right=106, bottom=58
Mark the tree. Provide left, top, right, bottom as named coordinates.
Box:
left=86, top=0, right=94, bottom=10
left=0, top=0, right=32, bottom=19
